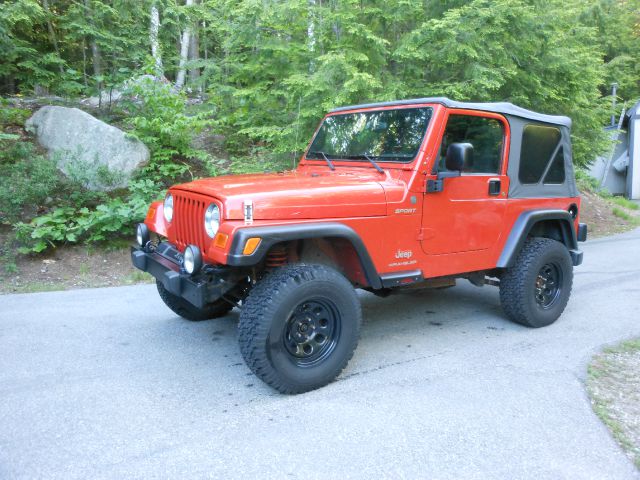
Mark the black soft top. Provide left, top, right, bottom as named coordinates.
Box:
left=330, top=97, right=571, bottom=128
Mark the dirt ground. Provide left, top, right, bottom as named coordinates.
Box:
left=0, top=242, right=151, bottom=294
left=0, top=187, right=638, bottom=294
left=579, top=190, right=640, bottom=237
left=588, top=339, right=640, bottom=469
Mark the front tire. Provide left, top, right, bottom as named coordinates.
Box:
left=156, top=280, right=233, bottom=321
left=499, top=237, right=573, bottom=328
left=238, top=264, right=361, bottom=394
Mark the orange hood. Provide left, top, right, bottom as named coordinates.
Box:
left=173, top=169, right=388, bottom=220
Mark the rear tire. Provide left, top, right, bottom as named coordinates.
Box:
left=238, top=264, right=361, bottom=394
left=156, top=280, right=233, bottom=321
left=499, top=238, right=573, bottom=328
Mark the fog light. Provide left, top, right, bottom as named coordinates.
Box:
left=136, top=223, right=150, bottom=247
left=183, top=245, right=202, bottom=275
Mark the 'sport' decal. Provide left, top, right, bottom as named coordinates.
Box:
left=395, top=208, right=417, bottom=214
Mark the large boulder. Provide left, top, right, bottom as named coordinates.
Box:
left=25, top=106, right=149, bottom=191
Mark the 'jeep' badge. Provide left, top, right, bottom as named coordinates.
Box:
left=395, top=249, right=413, bottom=259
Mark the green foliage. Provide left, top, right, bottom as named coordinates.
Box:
left=198, top=0, right=636, bottom=167
left=581, top=0, right=640, bottom=103
left=60, top=152, right=126, bottom=191
left=2, top=0, right=639, bottom=169
left=394, top=0, right=611, bottom=166
left=610, top=196, right=639, bottom=211
left=14, top=179, right=162, bottom=253
left=575, top=168, right=601, bottom=192
left=0, top=0, right=154, bottom=95
left=0, top=133, right=21, bottom=142
left=0, top=105, right=30, bottom=126
left=2, top=0, right=640, bottom=253
left=611, top=207, right=640, bottom=224
left=0, top=140, right=60, bottom=223
left=122, top=77, right=212, bottom=182
left=228, top=149, right=292, bottom=175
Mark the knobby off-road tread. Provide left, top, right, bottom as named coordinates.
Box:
left=156, top=280, right=233, bottom=321
left=238, top=263, right=361, bottom=394
left=499, top=237, right=573, bottom=328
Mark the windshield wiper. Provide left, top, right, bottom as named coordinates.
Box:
left=307, top=150, right=335, bottom=171
left=349, top=154, right=384, bottom=174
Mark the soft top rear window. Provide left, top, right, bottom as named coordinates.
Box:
left=306, top=107, right=433, bottom=163
left=519, top=125, right=564, bottom=184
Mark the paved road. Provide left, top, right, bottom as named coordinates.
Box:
left=2, top=230, right=640, bottom=480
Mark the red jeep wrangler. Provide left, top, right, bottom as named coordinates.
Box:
left=132, top=98, right=587, bottom=393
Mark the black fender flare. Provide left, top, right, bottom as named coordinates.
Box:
left=227, top=222, right=383, bottom=289
left=497, top=210, right=581, bottom=268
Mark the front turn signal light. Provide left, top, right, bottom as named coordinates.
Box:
left=213, top=232, right=228, bottom=249
left=243, top=237, right=261, bottom=255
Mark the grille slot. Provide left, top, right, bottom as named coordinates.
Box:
left=173, top=193, right=207, bottom=252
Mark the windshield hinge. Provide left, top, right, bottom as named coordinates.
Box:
left=426, top=179, right=443, bottom=193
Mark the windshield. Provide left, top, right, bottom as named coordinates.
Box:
left=306, top=107, right=433, bottom=163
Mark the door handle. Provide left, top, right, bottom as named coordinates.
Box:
left=488, top=179, right=501, bottom=196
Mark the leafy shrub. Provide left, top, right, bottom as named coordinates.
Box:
left=0, top=141, right=60, bottom=223
left=122, top=77, right=213, bottom=182
left=57, top=151, right=126, bottom=191
left=0, top=105, right=31, bottom=127
left=14, top=179, right=162, bottom=253
left=228, top=147, right=292, bottom=175
left=7, top=76, right=217, bottom=253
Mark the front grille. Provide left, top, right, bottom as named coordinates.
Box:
left=172, top=193, right=207, bottom=252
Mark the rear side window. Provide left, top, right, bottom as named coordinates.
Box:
left=543, top=147, right=566, bottom=184
left=519, top=125, right=565, bottom=184
left=438, top=114, right=504, bottom=174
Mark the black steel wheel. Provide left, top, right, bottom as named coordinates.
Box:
left=534, top=262, right=563, bottom=309
left=283, top=299, right=340, bottom=366
left=500, top=237, right=573, bottom=328
left=238, top=264, right=361, bottom=394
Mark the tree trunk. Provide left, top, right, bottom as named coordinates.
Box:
left=308, top=0, right=316, bottom=73
left=91, top=40, right=102, bottom=79
left=82, top=38, right=88, bottom=87
left=83, top=0, right=103, bottom=93
left=150, top=2, right=164, bottom=78
left=331, top=0, right=341, bottom=42
left=174, top=0, right=195, bottom=91
left=42, top=0, right=64, bottom=73
left=188, top=30, right=200, bottom=90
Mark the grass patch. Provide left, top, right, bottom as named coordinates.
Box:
left=612, top=207, right=639, bottom=224
left=8, top=282, right=67, bottom=294
left=124, top=270, right=153, bottom=284
left=587, top=338, right=640, bottom=469
left=606, top=338, right=640, bottom=354
left=610, top=196, right=639, bottom=210
left=576, top=169, right=600, bottom=192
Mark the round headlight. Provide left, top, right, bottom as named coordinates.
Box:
left=163, top=193, right=174, bottom=223
left=136, top=223, right=150, bottom=247
left=183, top=245, right=202, bottom=275
left=204, top=203, right=220, bottom=238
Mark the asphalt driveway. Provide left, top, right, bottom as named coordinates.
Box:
left=2, top=229, right=640, bottom=479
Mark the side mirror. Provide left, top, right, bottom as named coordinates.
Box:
left=428, top=142, right=474, bottom=193
left=445, top=142, right=474, bottom=172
